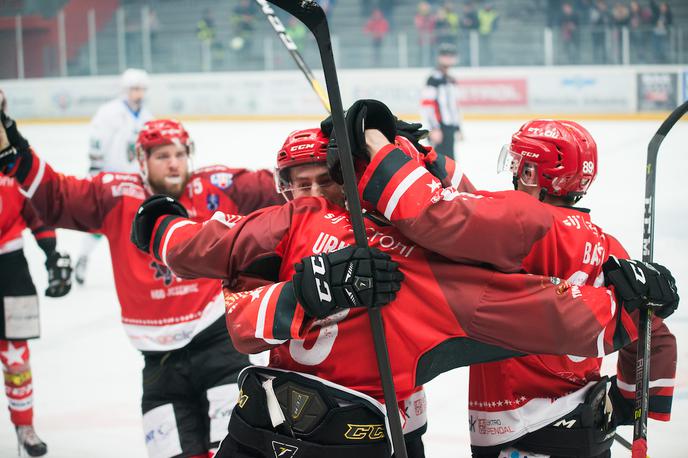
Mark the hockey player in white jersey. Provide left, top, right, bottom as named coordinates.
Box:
left=75, top=68, right=154, bottom=284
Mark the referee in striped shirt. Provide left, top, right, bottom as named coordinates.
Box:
left=420, top=43, right=463, bottom=159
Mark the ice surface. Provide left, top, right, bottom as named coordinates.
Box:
left=0, top=119, right=686, bottom=457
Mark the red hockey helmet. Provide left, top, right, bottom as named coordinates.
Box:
left=498, top=119, right=597, bottom=200
left=136, top=119, right=195, bottom=161
left=275, top=128, right=330, bottom=198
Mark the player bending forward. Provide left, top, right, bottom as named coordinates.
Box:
left=346, top=100, right=678, bottom=457
left=129, top=120, right=677, bottom=456
left=0, top=114, right=281, bottom=458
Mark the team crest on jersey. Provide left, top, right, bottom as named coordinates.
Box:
left=210, top=172, right=233, bottom=190
left=207, top=193, right=220, bottom=211
left=149, top=261, right=174, bottom=286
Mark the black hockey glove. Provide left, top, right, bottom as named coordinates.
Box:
left=607, top=375, right=634, bottom=427
left=322, top=100, right=397, bottom=184
left=395, top=118, right=429, bottom=153
left=45, top=252, right=72, bottom=298
left=292, top=246, right=403, bottom=319
left=131, top=195, right=189, bottom=253
left=0, top=111, right=31, bottom=176
left=603, top=256, right=679, bottom=319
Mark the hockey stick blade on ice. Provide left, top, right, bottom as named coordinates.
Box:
left=264, top=1, right=407, bottom=457
left=633, top=99, right=688, bottom=458
left=255, top=0, right=331, bottom=112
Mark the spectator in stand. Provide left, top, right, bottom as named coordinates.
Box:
left=559, top=2, right=580, bottom=65
left=286, top=17, right=307, bottom=50
left=230, top=0, right=256, bottom=53
left=364, top=8, right=390, bottom=66
left=651, top=1, right=672, bottom=63
left=148, top=8, right=160, bottom=52
left=197, top=8, right=221, bottom=63
left=415, top=1, right=436, bottom=66
left=477, top=3, right=499, bottom=65
left=459, top=1, right=479, bottom=64
left=434, top=5, right=458, bottom=48
left=611, top=2, right=631, bottom=63
left=379, top=0, right=398, bottom=28
left=547, top=0, right=561, bottom=27
left=629, top=0, right=650, bottom=62
left=612, top=2, right=631, bottom=26
left=590, top=0, right=611, bottom=63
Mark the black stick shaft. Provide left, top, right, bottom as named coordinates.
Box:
left=264, top=2, right=408, bottom=457
left=312, top=28, right=409, bottom=458
left=634, top=100, right=688, bottom=456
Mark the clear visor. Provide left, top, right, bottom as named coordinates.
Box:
left=497, top=144, right=523, bottom=175
left=497, top=144, right=538, bottom=187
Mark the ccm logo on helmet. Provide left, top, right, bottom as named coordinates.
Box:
left=290, top=143, right=316, bottom=152
left=521, top=151, right=540, bottom=158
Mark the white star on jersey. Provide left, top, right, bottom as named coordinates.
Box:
left=1, top=342, right=27, bottom=366
left=427, top=180, right=442, bottom=192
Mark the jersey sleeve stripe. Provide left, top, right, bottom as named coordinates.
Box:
left=383, top=167, right=427, bottom=220
left=361, top=146, right=412, bottom=207
left=161, top=219, right=196, bottom=268
left=449, top=158, right=463, bottom=188
left=32, top=228, right=55, bottom=240
left=616, top=377, right=675, bottom=392
left=255, top=283, right=280, bottom=341
left=272, top=281, right=298, bottom=340
left=152, top=215, right=181, bottom=262
left=18, top=155, right=45, bottom=199
left=648, top=395, right=673, bottom=416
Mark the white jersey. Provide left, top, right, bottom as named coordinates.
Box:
left=87, top=98, right=153, bottom=174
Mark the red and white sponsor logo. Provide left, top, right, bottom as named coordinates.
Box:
left=457, top=79, right=527, bottom=107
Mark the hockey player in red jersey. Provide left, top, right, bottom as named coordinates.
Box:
left=0, top=113, right=282, bottom=458
left=346, top=102, right=677, bottom=457
left=1, top=90, right=72, bottom=457
left=126, top=115, right=677, bottom=457
left=0, top=178, right=72, bottom=457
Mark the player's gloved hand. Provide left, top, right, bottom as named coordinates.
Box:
left=131, top=195, right=189, bottom=253
left=0, top=111, right=31, bottom=175
left=321, top=99, right=397, bottom=158
left=607, top=375, right=634, bottom=427
left=395, top=118, right=429, bottom=153
left=292, top=246, right=403, bottom=319
left=45, top=252, right=73, bottom=297
left=603, top=256, right=679, bottom=319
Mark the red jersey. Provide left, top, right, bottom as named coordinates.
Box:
left=0, top=176, right=54, bottom=254
left=145, top=195, right=640, bottom=410
left=356, top=143, right=676, bottom=447
left=12, top=148, right=282, bottom=352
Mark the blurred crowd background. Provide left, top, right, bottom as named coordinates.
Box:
left=0, top=0, right=686, bottom=79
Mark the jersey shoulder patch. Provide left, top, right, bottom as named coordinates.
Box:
left=97, top=172, right=146, bottom=200
left=194, top=165, right=246, bottom=190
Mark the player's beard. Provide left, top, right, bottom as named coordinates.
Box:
left=148, top=173, right=189, bottom=199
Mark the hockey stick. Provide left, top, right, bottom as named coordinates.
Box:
left=255, top=0, right=331, bottom=113
left=632, top=99, right=688, bottom=458
left=264, top=1, right=407, bottom=457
